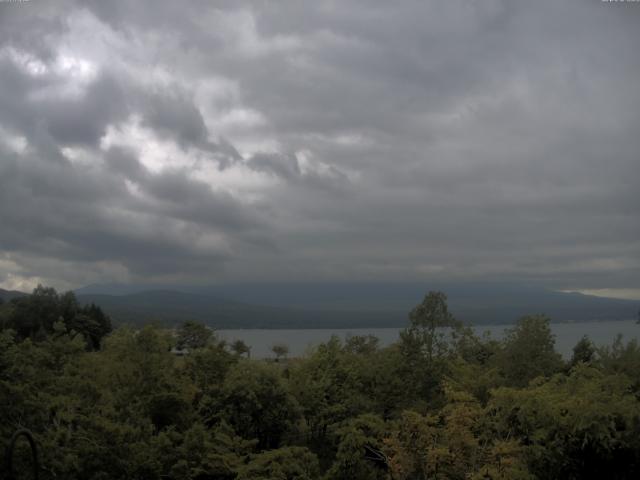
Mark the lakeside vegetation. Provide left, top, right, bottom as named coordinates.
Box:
left=2, top=287, right=640, bottom=479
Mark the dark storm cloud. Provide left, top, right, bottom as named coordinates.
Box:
left=248, top=153, right=301, bottom=181
left=103, top=146, right=145, bottom=180
left=0, top=0, right=638, bottom=294
left=0, top=146, right=263, bottom=285
left=42, top=74, right=127, bottom=146
left=139, top=89, right=208, bottom=146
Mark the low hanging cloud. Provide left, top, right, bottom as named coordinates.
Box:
left=0, top=0, right=638, bottom=295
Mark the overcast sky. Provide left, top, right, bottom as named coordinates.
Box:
left=0, top=0, right=638, bottom=297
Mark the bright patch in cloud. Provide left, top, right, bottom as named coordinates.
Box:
left=0, top=126, right=28, bottom=154
left=102, top=115, right=279, bottom=200
left=1, top=47, right=48, bottom=76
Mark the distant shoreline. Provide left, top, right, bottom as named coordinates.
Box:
left=217, top=319, right=640, bottom=359
left=210, top=317, right=637, bottom=330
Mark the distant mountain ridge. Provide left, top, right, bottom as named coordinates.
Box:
left=0, top=288, right=28, bottom=302
left=75, top=290, right=403, bottom=329
left=73, top=282, right=639, bottom=329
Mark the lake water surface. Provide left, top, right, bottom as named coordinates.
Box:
left=219, top=320, right=640, bottom=359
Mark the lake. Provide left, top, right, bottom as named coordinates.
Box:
left=219, top=320, right=640, bottom=359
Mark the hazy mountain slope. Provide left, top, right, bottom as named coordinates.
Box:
left=76, top=290, right=404, bottom=328
left=0, top=288, right=28, bottom=302
left=76, top=283, right=639, bottom=328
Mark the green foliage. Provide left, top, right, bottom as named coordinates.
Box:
left=344, top=334, right=380, bottom=355
left=597, top=335, right=640, bottom=391
left=183, top=341, right=237, bottom=396
left=217, top=361, right=301, bottom=449
left=289, top=335, right=381, bottom=445
left=2, top=285, right=111, bottom=349
left=495, top=314, right=564, bottom=387
left=569, top=335, right=596, bottom=368
left=401, top=291, right=461, bottom=361
left=324, top=414, right=390, bottom=480
left=398, top=291, right=463, bottom=406
left=2, top=285, right=640, bottom=479
left=150, top=422, right=254, bottom=480
left=272, top=343, right=289, bottom=360
left=231, top=339, right=251, bottom=357
left=489, top=365, right=640, bottom=478
left=176, top=320, right=213, bottom=350
left=385, top=389, right=531, bottom=480
left=237, top=446, right=320, bottom=480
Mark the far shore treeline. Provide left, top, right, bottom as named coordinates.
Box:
left=2, top=286, right=640, bottom=479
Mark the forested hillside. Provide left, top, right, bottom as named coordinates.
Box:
left=2, top=288, right=640, bottom=479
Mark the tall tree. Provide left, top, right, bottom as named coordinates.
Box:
left=569, top=335, right=596, bottom=368
left=398, top=291, right=461, bottom=405
left=497, top=314, right=563, bottom=387
left=272, top=343, right=289, bottom=361
left=218, top=362, right=300, bottom=449
left=176, top=320, right=213, bottom=350
left=400, top=291, right=461, bottom=361
left=231, top=339, right=251, bottom=358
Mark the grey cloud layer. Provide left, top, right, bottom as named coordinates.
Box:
left=0, top=0, right=638, bottom=291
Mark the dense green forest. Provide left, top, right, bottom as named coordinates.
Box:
left=2, top=287, right=640, bottom=479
